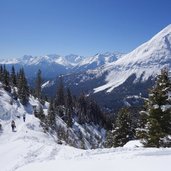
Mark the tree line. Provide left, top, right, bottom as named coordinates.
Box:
left=0, top=65, right=29, bottom=105
left=1, top=64, right=170, bottom=148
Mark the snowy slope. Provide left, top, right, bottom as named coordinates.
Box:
left=94, top=24, right=171, bottom=93
left=0, top=84, right=170, bottom=171
left=75, top=52, right=124, bottom=70
left=0, top=84, right=104, bottom=170
left=14, top=142, right=171, bottom=171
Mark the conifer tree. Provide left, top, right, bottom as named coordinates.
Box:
left=47, top=99, right=56, bottom=130
left=66, top=88, right=73, bottom=109
left=17, top=68, right=29, bottom=105
left=112, top=107, right=133, bottom=147
left=11, top=65, right=17, bottom=87
left=56, top=76, right=65, bottom=106
left=0, top=65, right=3, bottom=82
left=140, top=68, right=171, bottom=147
left=35, top=69, right=42, bottom=99
left=66, top=88, right=73, bottom=127
left=37, top=104, right=45, bottom=121
left=2, top=65, right=11, bottom=92
left=78, top=93, right=87, bottom=124
left=105, top=108, right=134, bottom=147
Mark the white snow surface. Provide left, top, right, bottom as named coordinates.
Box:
left=94, top=24, right=171, bottom=93
left=16, top=142, right=171, bottom=171
left=41, top=80, right=55, bottom=89
left=78, top=52, right=124, bottom=67
left=0, top=85, right=170, bottom=171
left=0, top=52, right=124, bottom=69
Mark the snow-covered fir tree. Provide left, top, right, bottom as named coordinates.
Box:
left=106, top=107, right=135, bottom=147
left=139, top=68, right=171, bottom=147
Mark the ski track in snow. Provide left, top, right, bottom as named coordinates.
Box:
left=0, top=115, right=171, bottom=171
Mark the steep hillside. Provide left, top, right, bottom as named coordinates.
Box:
left=94, top=24, right=171, bottom=93
left=0, top=83, right=106, bottom=151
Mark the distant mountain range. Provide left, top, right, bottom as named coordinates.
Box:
left=0, top=52, right=124, bottom=78
left=1, top=24, right=171, bottom=111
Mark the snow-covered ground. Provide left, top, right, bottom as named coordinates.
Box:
left=0, top=112, right=171, bottom=171
left=17, top=147, right=171, bottom=171
left=0, top=115, right=170, bottom=171
left=0, top=85, right=170, bottom=171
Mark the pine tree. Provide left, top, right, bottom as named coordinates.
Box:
left=56, top=76, right=65, bottom=106
left=17, top=68, right=29, bottom=105
left=2, top=65, right=11, bottom=92
left=47, top=99, right=56, bottom=130
left=0, top=65, right=3, bottom=82
left=66, top=88, right=73, bottom=109
left=37, top=104, right=45, bottom=121
left=105, top=129, right=114, bottom=148
left=11, top=65, right=17, bottom=87
left=107, top=108, right=134, bottom=147
left=88, top=100, right=102, bottom=124
left=66, top=88, right=73, bottom=127
left=35, top=69, right=42, bottom=99
left=78, top=93, right=87, bottom=124
left=140, top=68, right=171, bottom=147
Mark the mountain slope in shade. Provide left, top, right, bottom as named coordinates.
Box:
left=94, top=24, right=171, bottom=93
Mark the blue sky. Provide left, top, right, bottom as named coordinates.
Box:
left=0, top=0, right=171, bottom=59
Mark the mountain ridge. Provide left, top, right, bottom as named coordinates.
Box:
left=0, top=52, right=124, bottom=78
left=93, top=24, right=171, bottom=93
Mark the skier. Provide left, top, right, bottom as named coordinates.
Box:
left=23, top=113, right=26, bottom=122
left=0, top=123, right=2, bottom=133
left=11, top=120, right=16, bottom=132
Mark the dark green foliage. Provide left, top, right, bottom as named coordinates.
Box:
left=66, top=88, right=73, bottom=127
left=66, top=88, right=73, bottom=109
left=76, top=93, right=109, bottom=128
left=0, top=65, right=3, bottom=82
left=140, top=68, right=171, bottom=147
left=105, top=129, right=114, bottom=148
left=11, top=65, right=17, bottom=87
left=35, top=69, right=42, bottom=98
left=77, top=93, right=87, bottom=124
left=2, top=65, right=11, bottom=92
left=37, top=105, right=45, bottom=121
left=47, top=99, right=56, bottom=130
left=105, top=107, right=136, bottom=147
left=56, top=76, right=65, bottom=106
left=113, top=108, right=134, bottom=147
left=17, top=68, right=29, bottom=105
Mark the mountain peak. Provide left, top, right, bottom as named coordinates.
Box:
left=149, top=24, right=171, bottom=43
left=94, top=25, right=171, bottom=93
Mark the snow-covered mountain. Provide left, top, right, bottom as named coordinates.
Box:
left=44, top=24, right=171, bottom=110
left=94, top=24, right=171, bottom=93
left=75, top=52, right=124, bottom=71
left=0, top=52, right=124, bottom=78
left=61, top=24, right=171, bottom=94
